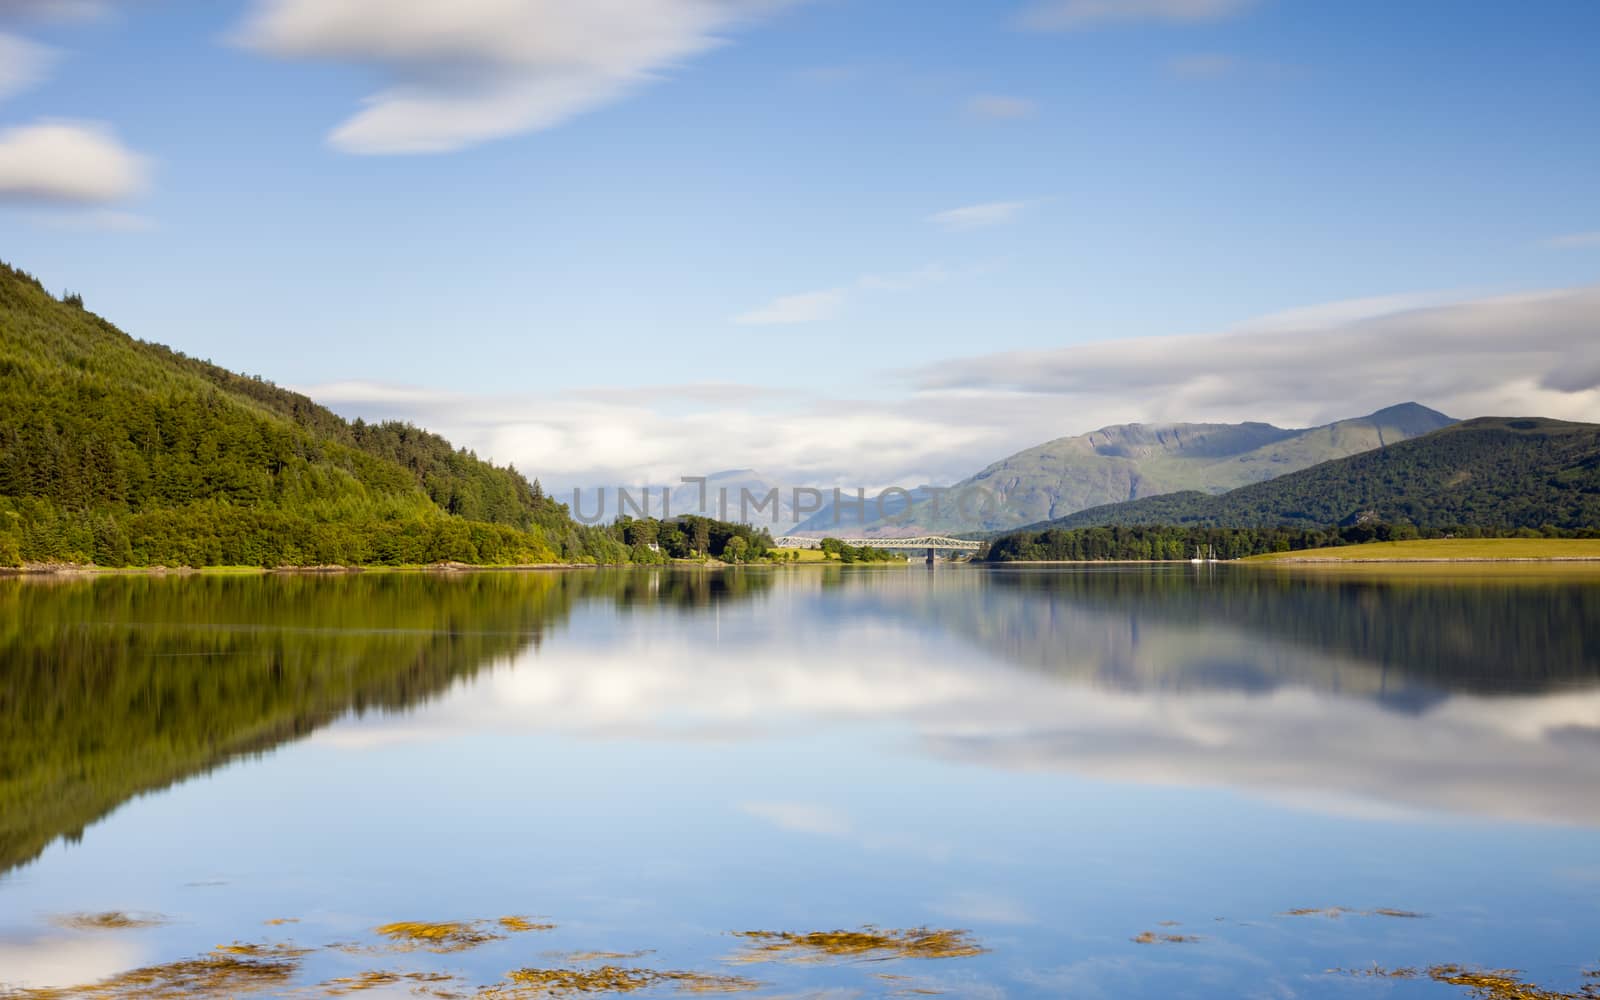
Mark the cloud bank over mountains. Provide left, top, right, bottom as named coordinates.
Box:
left=305, top=284, right=1600, bottom=491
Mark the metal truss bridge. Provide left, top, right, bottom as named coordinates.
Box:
left=775, top=535, right=983, bottom=552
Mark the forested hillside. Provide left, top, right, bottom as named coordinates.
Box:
left=1023, top=418, right=1600, bottom=533
left=0, top=261, right=630, bottom=566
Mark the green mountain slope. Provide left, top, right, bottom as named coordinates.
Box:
left=0, top=261, right=624, bottom=566
left=828, top=403, right=1454, bottom=536
left=1032, top=417, right=1600, bottom=531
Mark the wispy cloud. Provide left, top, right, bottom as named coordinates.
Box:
left=0, top=32, right=56, bottom=101
left=234, top=0, right=798, bottom=155
left=0, top=121, right=148, bottom=203
left=733, top=287, right=846, bottom=326
left=733, top=264, right=956, bottom=326
left=740, top=800, right=852, bottom=837
left=1546, top=231, right=1600, bottom=249
left=928, top=200, right=1029, bottom=230
left=963, top=94, right=1037, bottom=120
left=1019, top=0, right=1257, bottom=31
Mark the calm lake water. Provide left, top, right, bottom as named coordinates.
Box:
left=2, top=566, right=1598, bottom=998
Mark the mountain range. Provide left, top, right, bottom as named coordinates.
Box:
left=1020, top=417, right=1600, bottom=533
left=788, top=402, right=1456, bottom=537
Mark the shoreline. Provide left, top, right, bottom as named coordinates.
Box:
left=5, top=562, right=596, bottom=577
left=1247, top=556, right=1600, bottom=565
left=0, top=558, right=915, bottom=577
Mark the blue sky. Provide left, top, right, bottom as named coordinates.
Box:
left=2, top=0, right=1597, bottom=487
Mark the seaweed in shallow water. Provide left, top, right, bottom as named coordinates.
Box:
left=50, top=911, right=168, bottom=931
left=730, top=927, right=985, bottom=964
left=1338, top=964, right=1600, bottom=999
left=371, top=920, right=508, bottom=953
left=479, top=966, right=760, bottom=997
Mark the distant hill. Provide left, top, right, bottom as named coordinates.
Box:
left=788, top=485, right=940, bottom=537
left=0, top=261, right=628, bottom=566
left=1028, top=417, right=1600, bottom=531
left=800, top=403, right=1455, bottom=537
left=569, top=469, right=798, bottom=526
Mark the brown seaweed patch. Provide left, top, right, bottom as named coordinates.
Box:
left=1131, top=931, right=1200, bottom=945
left=561, top=951, right=654, bottom=963
left=1337, top=964, right=1600, bottom=999
left=1, top=943, right=304, bottom=999
left=51, top=911, right=168, bottom=931
left=214, top=942, right=311, bottom=957
left=319, top=970, right=462, bottom=996
left=499, top=916, right=557, bottom=934
left=373, top=920, right=506, bottom=953
left=873, top=972, right=944, bottom=996
left=731, top=927, right=985, bottom=964
left=265, top=918, right=300, bottom=926
left=480, top=966, right=760, bottom=997
left=1283, top=906, right=1429, bottom=920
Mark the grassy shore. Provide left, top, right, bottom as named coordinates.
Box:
left=2, top=554, right=883, bottom=576
left=770, top=547, right=832, bottom=563
left=1245, top=538, right=1600, bottom=563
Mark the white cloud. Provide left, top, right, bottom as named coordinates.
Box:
left=928, top=200, right=1028, bottom=230
left=0, top=32, right=55, bottom=101
left=1546, top=231, right=1600, bottom=249
left=912, top=286, right=1600, bottom=425
left=302, top=285, right=1600, bottom=495
left=963, top=94, right=1037, bottom=120
left=304, top=593, right=1600, bottom=828
left=0, top=120, right=148, bottom=203
left=733, top=286, right=846, bottom=325
left=301, top=377, right=987, bottom=490
left=1020, top=0, right=1257, bottom=31
left=234, top=0, right=793, bottom=154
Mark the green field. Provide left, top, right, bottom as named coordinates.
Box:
left=771, top=547, right=831, bottom=562
left=1245, top=538, right=1600, bottom=562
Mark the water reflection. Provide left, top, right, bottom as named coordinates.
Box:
left=0, top=571, right=773, bottom=875
left=4, top=566, right=1600, bottom=886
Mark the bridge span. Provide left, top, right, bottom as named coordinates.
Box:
left=774, top=535, right=983, bottom=553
